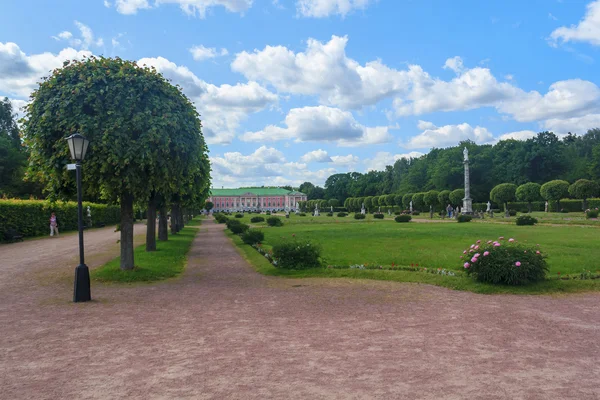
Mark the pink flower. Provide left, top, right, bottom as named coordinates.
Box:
left=471, top=257, right=478, bottom=263
left=476, top=240, right=481, bottom=244
left=487, top=240, right=492, bottom=244
left=524, top=250, right=527, bottom=253
left=474, top=253, right=480, bottom=257
left=470, top=244, right=475, bottom=249
left=499, top=236, right=504, bottom=240
left=474, top=245, right=479, bottom=250
left=536, top=251, right=540, bottom=255
left=509, top=238, right=515, bottom=242
left=464, top=262, right=470, bottom=269
left=493, top=242, right=501, bottom=247
left=463, top=250, right=467, bottom=254
left=483, top=251, right=490, bottom=256
left=515, top=261, right=521, bottom=267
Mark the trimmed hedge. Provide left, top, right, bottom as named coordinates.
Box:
left=395, top=215, right=411, bottom=223
left=354, top=213, right=366, bottom=220
left=457, top=215, right=472, bottom=223
left=515, top=215, right=538, bottom=226
left=336, top=212, right=347, bottom=217
left=0, top=199, right=120, bottom=241
left=250, top=216, right=265, bottom=223
left=373, top=213, right=384, bottom=219
left=266, top=216, right=283, bottom=227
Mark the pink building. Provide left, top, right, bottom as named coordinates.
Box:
left=208, top=187, right=307, bottom=212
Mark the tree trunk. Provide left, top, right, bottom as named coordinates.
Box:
left=158, top=205, right=168, bottom=241
left=179, top=207, right=185, bottom=229
left=528, top=202, right=532, bottom=213
left=146, top=193, right=157, bottom=252
left=556, top=200, right=560, bottom=212
left=504, top=202, right=509, bottom=218
left=171, top=204, right=179, bottom=234
left=583, top=198, right=588, bottom=210
left=120, top=193, right=135, bottom=270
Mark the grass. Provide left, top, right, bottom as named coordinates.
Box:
left=92, top=222, right=199, bottom=283
left=223, top=213, right=600, bottom=294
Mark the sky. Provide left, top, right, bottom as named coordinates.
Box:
left=1, top=0, right=600, bottom=188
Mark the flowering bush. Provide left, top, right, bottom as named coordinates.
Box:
left=272, top=239, right=321, bottom=269
left=250, top=216, right=265, bottom=223
left=354, top=213, right=366, bottom=220
left=395, top=215, right=412, bottom=223
left=241, top=229, right=264, bottom=245
left=373, top=213, right=384, bottom=219
left=461, top=237, right=547, bottom=285
left=266, top=216, right=283, bottom=227
left=515, top=215, right=538, bottom=226
left=586, top=208, right=599, bottom=219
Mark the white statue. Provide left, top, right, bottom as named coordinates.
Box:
left=409, top=200, right=413, bottom=213
left=463, top=147, right=469, bottom=162
left=486, top=201, right=491, bottom=212
left=86, top=206, right=91, bottom=218
left=331, top=206, right=333, bottom=213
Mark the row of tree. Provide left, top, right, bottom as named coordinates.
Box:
left=19, top=57, right=211, bottom=270
left=299, top=178, right=599, bottom=215
left=297, top=130, right=600, bottom=204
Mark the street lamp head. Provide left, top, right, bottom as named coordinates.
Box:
left=65, top=133, right=89, bottom=162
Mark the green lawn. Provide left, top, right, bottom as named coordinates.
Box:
left=92, top=222, right=199, bottom=283
left=223, top=213, right=600, bottom=294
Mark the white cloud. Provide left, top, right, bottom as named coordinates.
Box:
left=330, top=154, right=359, bottom=166
left=417, top=120, right=436, bottom=130
left=497, top=130, right=538, bottom=141
left=550, top=0, right=600, bottom=46
left=0, top=42, right=91, bottom=98
left=443, top=56, right=464, bottom=74
left=364, top=151, right=424, bottom=172
left=404, top=122, right=494, bottom=149
left=104, top=0, right=112, bottom=7
left=543, top=114, right=600, bottom=134
left=548, top=12, right=558, bottom=21
left=232, top=35, right=411, bottom=109
left=190, top=45, right=229, bottom=61
left=52, top=21, right=104, bottom=49
left=296, top=0, right=373, bottom=18
left=139, top=56, right=277, bottom=144
left=113, top=0, right=253, bottom=17
left=241, top=105, right=393, bottom=146
left=300, top=149, right=332, bottom=163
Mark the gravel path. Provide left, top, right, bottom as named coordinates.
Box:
left=1, top=219, right=599, bottom=399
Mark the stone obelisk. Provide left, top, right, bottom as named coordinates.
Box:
left=462, top=147, right=473, bottom=214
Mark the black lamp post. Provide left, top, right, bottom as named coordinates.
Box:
left=66, top=133, right=91, bottom=303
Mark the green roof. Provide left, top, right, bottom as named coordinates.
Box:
left=210, top=187, right=305, bottom=196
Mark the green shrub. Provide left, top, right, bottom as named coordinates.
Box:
left=226, top=219, right=249, bottom=234
left=457, top=215, right=472, bottom=223
left=266, top=211, right=271, bottom=215
left=412, top=211, right=420, bottom=216
left=213, top=213, right=229, bottom=224
left=272, top=239, right=321, bottom=270
left=586, top=208, right=599, bottom=219
left=241, top=229, right=264, bottom=245
left=515, top=215, right=538, bottom=226
left=462, top=238, right=548, bottom=285
left=560, top=209, right=569, bottom=213
left=395, top=215, right=412, bottom=223
left=0, top=199, right=120, bottom=241
left=337, top=212, right=347, bottom=217
left=326, top=212, right=334, bottom=217
left=508, top=209, right=517, bottom=216
left=354, top=213, right=366, bottom=220
left=297, top=212, right=307, bottom=216
left=373, top=213, right=384, bottom=219
left=266, top=216, right=283, bottom=227
left=250, top=216, right=265, bottom=223
left=235, top=213, right=243, bottom=218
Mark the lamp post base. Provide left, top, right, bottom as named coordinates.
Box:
left=73, top=264, right=91, bottom=302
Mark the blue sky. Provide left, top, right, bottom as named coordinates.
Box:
left=2, top=0, right=600, bottom=187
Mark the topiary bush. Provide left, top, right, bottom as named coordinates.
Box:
left=326, top=212, right=334, bottom=217
left=235, top=213, right=243, bottom=218
left=457, top=215, right=472, bottom=223
left=213, top=213, right=229, bottom=224
left=354, top=213, right=366, bottom=220
left=462, top=237, right=548, bottom=285
left=272, top=239, right=321, bottom=269
left=297, top=212, right=307, bottom=216
left=265, top=211, right=271, bottom=215
left=242, top=229, right=264, bottom=245
left=395, top=215, right=412, bottom=223
left=266, top=216, right=283, bottom=227
left=337, top=212, right=347, bottom=217
left=373, top=213, right=384, bottom=219
left=515, top=215, right=538, bottom=226
left=586, top=208, right=599, bottom=219
left=226, top=219, right=249, bottom=234
left=508, top=209, right=517, bottom=216
left=250, top=216, right=265, bottom=223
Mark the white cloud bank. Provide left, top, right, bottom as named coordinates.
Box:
left=550, top=0, right=600, bottom=46
left=112, top=0, right=253, bottom=17
left=296, top=0, right=373, bottom=18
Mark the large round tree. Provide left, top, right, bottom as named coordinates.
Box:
left=540, top=180, right=570, bottom=212
left=437, top=190, right=451, bottom=208
left=23, top=57, right=209, bottom=270
left=569, top=179, right=599, bottom=210
left=449, top=189, right=465, bottom=207
left=516, top=182, right=542, bottom=213
left=490, top=183, right=517, bottom=216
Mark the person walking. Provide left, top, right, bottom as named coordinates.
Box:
left=50, top=212, right=59, bottom=237
left=446, top=204, right=454, bottom=218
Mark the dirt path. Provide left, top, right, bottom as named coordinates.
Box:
left=1, top=219, right=600, bottom=399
